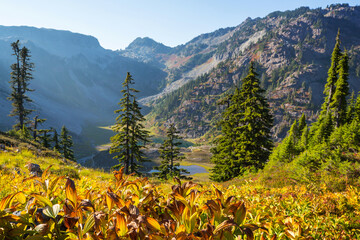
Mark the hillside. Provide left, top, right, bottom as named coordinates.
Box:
left=0, top=134, right=359, bottom=238
left=0, top=26, right=167, bottom=137
left=121, top=4, right=360, bottom=140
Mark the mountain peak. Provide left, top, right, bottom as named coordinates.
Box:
left=126, top=37, right=171, bottom=53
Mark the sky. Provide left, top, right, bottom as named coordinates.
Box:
left=0, top=1, right=359, bottom=50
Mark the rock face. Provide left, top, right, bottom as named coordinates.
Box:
left=122, top=4, right=360, bottom=140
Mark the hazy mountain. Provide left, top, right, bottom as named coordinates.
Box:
left=0, top=26, right=167, bottom=135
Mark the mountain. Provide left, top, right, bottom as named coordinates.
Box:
left=0, top=26, right=167, bottom=137
left=121, top=4, right=360, bottom=140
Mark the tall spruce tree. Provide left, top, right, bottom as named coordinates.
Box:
left=210, top=62, right=273, bottom=182
left=346, top=91, right=356, bottom=122
left=330, top=51, right=349, bottom=127
left=110, top=72, right=149, bottom=174
left=321, top=30, right=342, bottom=116
left=129, top=98, right=149, bottom=174
left=60, top=126, right=74, bottom=161
left=153, top=124, right=190, bottom=179
left=52, top=128, right=60, bottom=152
left=8, top=40, right=34, bottom=131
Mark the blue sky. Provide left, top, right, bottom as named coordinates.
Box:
left=0, top=1, right=358, bottom=50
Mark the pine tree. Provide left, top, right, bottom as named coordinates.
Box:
left=153, top=124, right=190, bottom=179
left=269, top=119, right=300, bottom=164
left=346, top=91, right=356, bottom=122
left=60, top=126, right=74, bottom=161
left=330, top=51, right=349, bottom=127
left=354, top=92, right=360, bottom=122
left=298, top=125, right=309, bottom=151
left=297, top=114, right=307, bottom=136
left=32, top=115, right=46, bottom=140
left=52, top=128, right=60, bottom=152
left=210, top=62, right=273, bottom=182
left=38, top=129, right=52, bottom=148
left=110, top=72, right=149, bottom=174
left=129, top=98, right=149, bottom=174
left=320, top=30, right=342, bottom=116
left=8, top=40, right=34, bottom=131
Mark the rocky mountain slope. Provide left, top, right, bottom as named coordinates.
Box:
left=121, top=4, right=360, bottom=140
left=0, top=26, right=167, bottom=134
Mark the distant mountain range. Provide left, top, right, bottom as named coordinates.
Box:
left=1, top=4, right=360, bottom=159
left=0, top=26, right=167, bottom=134
left=119, top=4, right=360, bottom=140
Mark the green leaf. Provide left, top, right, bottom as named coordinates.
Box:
left=82, top=213, right=95, bottom=235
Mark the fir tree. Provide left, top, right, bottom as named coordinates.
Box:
left=8, top=40, right=34, bottom=131
left=60, top=126, right=74, bottom=161
left=38, top=129, right=52, bottom=149
left=110, top=72, right=149, bottom=174
left=330, top=51, right=349, bottom=127
left=298, top=125, right=309, bottom=151
left=129, top=98, right=149, bottom=174
left=354, top=92, right=360, bottom=122
left=32, top=115, right=46, bottom=140
left=321, top=30, right=341, bottom=116
left=210, top=62, right=273, bottom=182
left=52, top=128, right=60, bottom=152
left=153, top=124, right=190, bottom=179
left=346, top=91, right=356, bottom=123
left=297, top=114, right=307, bottom=136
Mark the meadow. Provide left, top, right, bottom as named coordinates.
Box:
left=0, top=147, right=359, bottom=239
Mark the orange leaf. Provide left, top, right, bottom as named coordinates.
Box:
left=146, top=217, right=161, bottom=232
left=116, top=213, right=128, bottom=236
left=65, top=178, right=77, bottom=207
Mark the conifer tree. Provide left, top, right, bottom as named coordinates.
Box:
left=210, top=62, right=273, bottom=182
left=129, top=98, right=150, bottom=174
left=354, top=92, right=360, bottom=122
left=60, top=126, right=74, bottom=161
left=346, top=91, right=356, bottom=122
left=321, top=30, right=341, bottom=116
left=32, top=115, right=46, bottom=140
left=330, top=51, right=349, bottom=127
left=110, top=72, right=149, bottom=174
left=298, top=125, right=309, bottom=151
left=8, top=40, right=34, bottom=131
left=38, top=129, right=52, bottom=148
left=52, top=128, right=60, bottom=152
left=297, top=114, right=307, bottom=136
left=269, top=120, right=299, bottom=164
left=153, top=124, right=190, bottom=179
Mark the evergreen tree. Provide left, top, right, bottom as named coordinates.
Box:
left=346, top=91, right=356, bottom=122
left=8, top=40, right=34, bottom=131
left=354, top=92, right=360, bottom=122
left=269, top=120, right=299, bottom=164
left=330, top=51, right=349, bottom=127
left=297, top=114, right=307, bottom=136
left=129, top=98, right=150, bottom=174
left=52, top=128, right=60, bottom=152
left=320, top=30, right=341, bottom=116
left=298, top=125, right=309, bottom=151
left=110, top=72, right=149, bottom=174
left=38, top=129, right=52, bottom=149
left=32, top=115, right=46, bottom=140
left=60, top=126, right=74, bottom=161
left=153, top=124, right=190, bottom=179
left=210, top=62, right=273, bottom=182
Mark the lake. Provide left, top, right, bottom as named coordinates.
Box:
left=149, top=165, right=207, bottom=175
